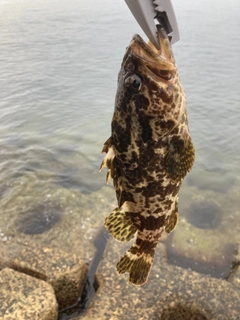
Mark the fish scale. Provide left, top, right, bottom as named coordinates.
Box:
left=100, top=25, right=194, bottom=286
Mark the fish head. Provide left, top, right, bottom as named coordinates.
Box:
left=115, top=26, right=186, bottom=137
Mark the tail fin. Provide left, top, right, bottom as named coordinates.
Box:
left=116, top=237, right=157, bottom=285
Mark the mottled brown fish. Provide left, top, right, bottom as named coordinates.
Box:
left=100, top=25, right=194, bottom=286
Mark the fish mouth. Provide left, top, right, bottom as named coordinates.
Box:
left=123, top=26, right=176, bottom=80
left=130, top=26, right=174, bottom=62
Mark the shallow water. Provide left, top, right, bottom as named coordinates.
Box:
left=0, top=0, right=240, bottom=316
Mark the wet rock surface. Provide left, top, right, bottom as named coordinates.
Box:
left=0, top=242, right=88, bottom=310
left=0, top=242, right=89, bottom=311
left=79, top=238, right=240, bottom=320
left=0, top=267, right=58, bottom=320
left=8, top=245, right=88, bottom=310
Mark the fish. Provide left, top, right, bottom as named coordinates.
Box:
left=100, top=25, right=195, bottom=286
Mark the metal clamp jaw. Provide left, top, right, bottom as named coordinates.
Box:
left=124, top=0, right=180, bottom=49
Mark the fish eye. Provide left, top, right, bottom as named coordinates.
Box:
left=125, top=74, right=142, bottom=93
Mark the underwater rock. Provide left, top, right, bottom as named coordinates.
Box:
left=0, top=171, right=115, bottom=265
left=9, top=245, right=88, bottom=310
left=17, top=203, right=63, bottom=234
left=165, top=218, right=237, bottom=279
left=167, top=175, right=240, bottom=279
left=0, top=268, right=58, bottom=320
left=186, top=200, right=222, bottom=230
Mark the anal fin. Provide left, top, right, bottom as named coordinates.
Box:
left=104, top=207, right=137, bottom=242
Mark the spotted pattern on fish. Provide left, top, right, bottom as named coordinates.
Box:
left=100, top=25, right=195, bottom=286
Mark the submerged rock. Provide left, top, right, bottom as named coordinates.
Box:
left=17, top=203, right=63, bottom=234
left=186, top=200, right=222, bottom=230
left=166, top=177, right=240, bottom=278
left=0, top=170, right=115, bottom=265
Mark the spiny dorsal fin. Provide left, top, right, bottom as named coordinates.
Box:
left=99, top=137, right=116, bottom=184
left=101, top=137, right=112, bottom=154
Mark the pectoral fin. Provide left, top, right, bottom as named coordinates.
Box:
left=166, top=133, right=195, bottom=182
